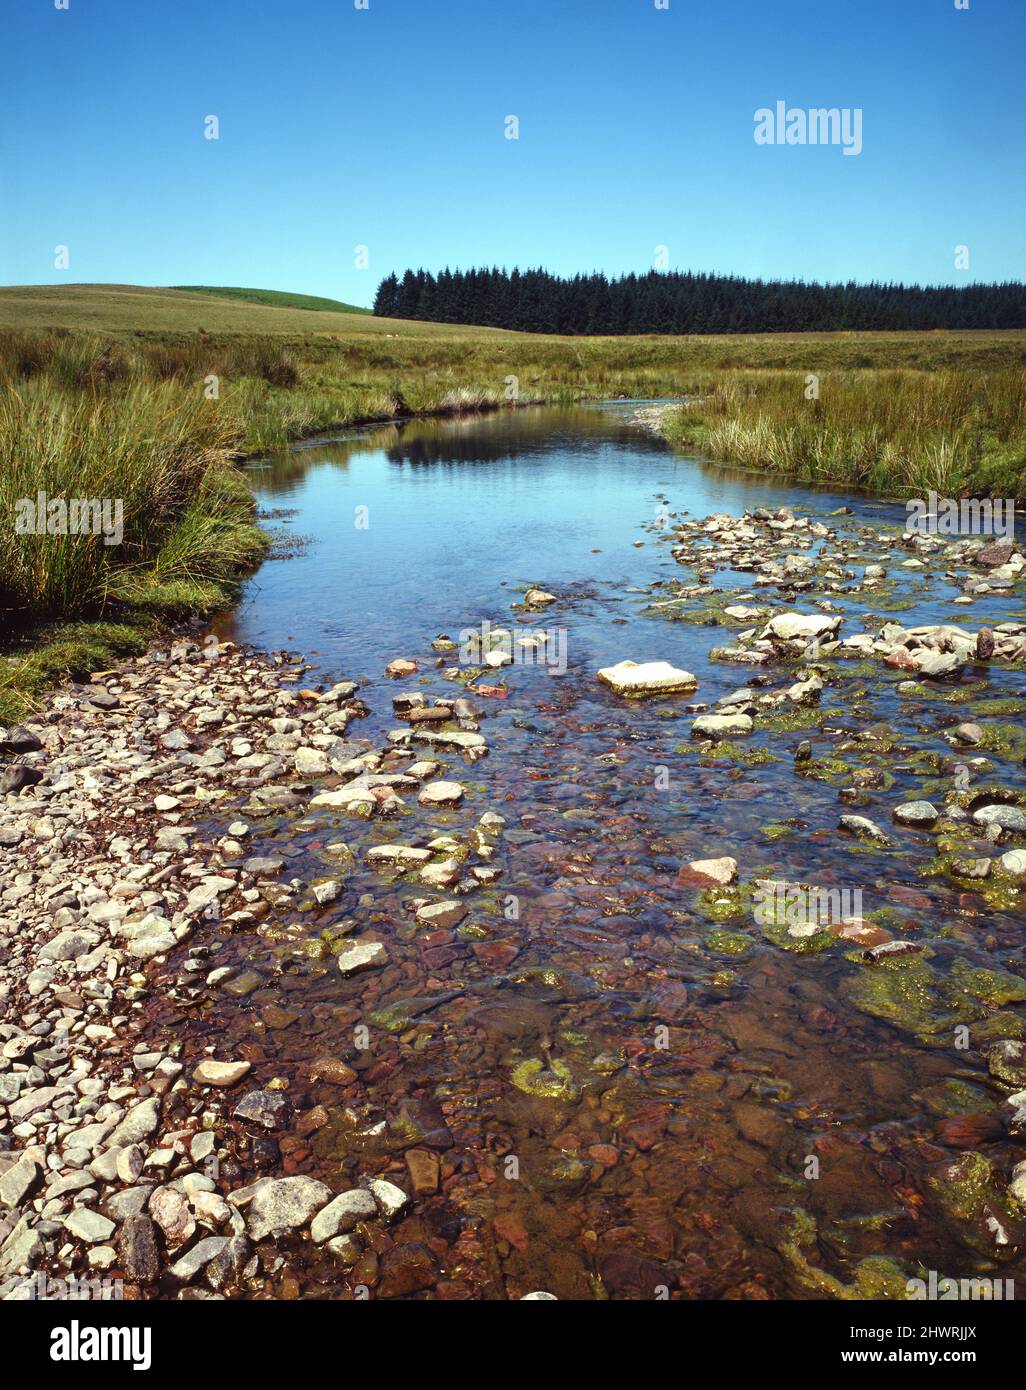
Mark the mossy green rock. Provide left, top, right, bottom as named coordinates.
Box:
left=987, top=1039, right=1026, bottom=1090
left=511, top=1058, right=579, bottom=1102
left=949, top=958, right=1026, bottom=1008
left=780, top=1209, right=914, bottom=1299
left=705, top=929, right=753, bottom=957
left=928, top=1151, right=1025, bottom=1261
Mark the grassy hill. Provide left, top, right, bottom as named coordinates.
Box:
left=170, top=285, right=371, bottom=315
left=0, top=284, right=514, bottom=338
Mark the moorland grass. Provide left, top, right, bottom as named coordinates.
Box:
left=659, top=366, right=1026, bottom=502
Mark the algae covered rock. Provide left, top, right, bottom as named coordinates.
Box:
left=987, top=1039, right=1026, bottom=1091
left=928, top=1151, right=1025, bottom=1261
left=948, top=957, right=1026, bottom=1008
left=779, top=1209, right=914, bottom=1300
left=844, top=953, right=955, bottom=1042
left=511, top=1057, right=579, bottom=1102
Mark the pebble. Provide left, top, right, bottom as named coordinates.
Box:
left=336, top=940, right=389, bottom=976
left=63, top=1208, right=115, bottom=1244
left=192, top=1059, right=252, bottom=1088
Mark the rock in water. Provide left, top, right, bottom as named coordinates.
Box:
left=760, top=613, right=842, bottom=643
left=691, top=713, right=753, bottom=738
left=677, top=856, right=738, bottom=886
left=597, top=661, right=697, bottom=696
left=368, top=1179, right=409, bottom=1220
left=310, top=1189, right=378, bottom=1243
left=418, top=781, right=464, bottom=806
left=336, top=940, right=388, bottom=976
left=973, top=804, right=1026, bottom=834
left=892, top=801, right=939, bottom=828
left=233, top=1090, right=291, bottom=1130
left=839, top=814, right=893, bottom=845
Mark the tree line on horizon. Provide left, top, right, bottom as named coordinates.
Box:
left=373, top=267, right=1026, bottom=335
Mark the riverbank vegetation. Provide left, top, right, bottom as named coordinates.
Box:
left=659, top=366, right=1026, bottom=502
left=1, top=285, right=1024, bottom=717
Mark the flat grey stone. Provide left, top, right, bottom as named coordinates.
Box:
left=310, top=1189, right=377, bottom=1243
left=246, top=1177, right=333, bottom=1241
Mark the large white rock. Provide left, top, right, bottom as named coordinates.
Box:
left=294, top=746, right=330, bottom=775
left=1000, top=849, right=1026, bottom=876
left=418, top=781, right=464, bottom=806
left=310, top=785, right=377, bottom=809
left=368, top=1179, right=409, bottom=1220
left=597, top=661, right=697, bottom=696
left=365, top=845, right=432, bottom=866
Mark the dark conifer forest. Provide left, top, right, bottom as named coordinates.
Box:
left=373, top=267, right=1026, bottom=335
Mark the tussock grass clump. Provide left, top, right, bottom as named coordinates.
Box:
left=0, top=379, right=257, bottom=626
left=661, top=368, right=1026, bottom=501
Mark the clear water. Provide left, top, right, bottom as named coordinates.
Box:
left=174, top=403, right=1026, bottom=1301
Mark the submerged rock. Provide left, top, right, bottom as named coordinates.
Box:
left=987, top=1040, right=1026, bottom=1091
left=336, top=940, right=388, bottom=976
left=839, top=814, right=893, bottom=845
left=511, top=1058, right=579, bottom=1102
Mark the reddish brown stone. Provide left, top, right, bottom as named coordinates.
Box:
left=493, top=1211, right=530, bottom=1251
left=471, top=941, right=521, bottom=969
left=296, top=1105, right=329, bottom=1137
left=405, top=1148, right=440, bottom=1196
left=310, top=1057, right=357, bottom=1085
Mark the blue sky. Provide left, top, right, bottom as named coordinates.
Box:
left=2, top=0, right=1023, bottom=306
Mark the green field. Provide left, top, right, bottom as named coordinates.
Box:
left=0, top=284, right=506, bottom=337
left=170, top=285, right=372, bottom=316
